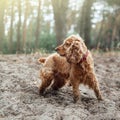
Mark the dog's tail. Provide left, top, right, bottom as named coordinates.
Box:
left=38, top=57, right=46, bottom=64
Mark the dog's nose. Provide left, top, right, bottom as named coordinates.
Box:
left=55, top=47, right=58, bottom=51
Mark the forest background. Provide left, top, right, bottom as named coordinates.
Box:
left=0, top=0, right=120, bottom=54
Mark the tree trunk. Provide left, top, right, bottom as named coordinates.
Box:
left=79, top=0, right=95, bottom=48
left=22, top=0, right=28, bottom=52
left=9, top=0, right=14, bottom=53
left=17, top=0, right=22, bottom=53
left=35, top=0, right=41, bottom=50
left=51, top=0, right=69, bottom=45
left=0, top=0, right=5, bottom=52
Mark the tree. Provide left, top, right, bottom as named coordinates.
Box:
left=22, top=0, right=29, bottom=52
left=35, top=0, right=41, bottom=50
left=0, top=0, right=6, bottom=52
left=78, top=0, right=95, bottom=48
left=51, top=0, right=69, bottom=45
left=17, top=0, right=22, bottom=52
left=9, top=0, right=14, bottom=53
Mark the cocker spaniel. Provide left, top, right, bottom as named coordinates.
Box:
left=56, top=35, right=103, bottom=102
left=38, top=53, right=70, bottom=95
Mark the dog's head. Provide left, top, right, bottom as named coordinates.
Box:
left=56, top=35, right=87, bottom=64
left=55, top=35, right=80, bottom=56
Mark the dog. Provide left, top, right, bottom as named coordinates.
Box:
left=55, top=35, right=103, bottom=102
left=38, top=53, right=70, bottom=95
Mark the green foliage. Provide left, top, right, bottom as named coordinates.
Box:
left=2, top=40, right=8, bottom=54
left=39, top=33, right=56, bottom=52
left=1, top=33, right=56, bottom=54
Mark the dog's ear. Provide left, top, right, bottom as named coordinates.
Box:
left=66, top=40, right=85, bottom=63
left=38, top=57, right=46, bottom=64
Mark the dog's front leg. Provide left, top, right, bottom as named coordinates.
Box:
left=71, top=80, right=80, bottom=103
left=88, top=73, right=103, bottom=100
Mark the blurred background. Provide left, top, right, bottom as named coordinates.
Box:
left=0, top=0, right=120, bottom=54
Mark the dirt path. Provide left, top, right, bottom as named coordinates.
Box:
left=0, top=53, right=120, bottom=120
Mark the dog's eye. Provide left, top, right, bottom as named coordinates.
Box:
left=66, top=43, right=70, bottom=46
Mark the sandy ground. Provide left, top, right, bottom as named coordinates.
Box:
left=0, top=52, right=120, bottom=120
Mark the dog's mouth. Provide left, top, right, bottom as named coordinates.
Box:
left=58, top=53, right=66, bottom=57
left=55, top=47, right=66, bottom=57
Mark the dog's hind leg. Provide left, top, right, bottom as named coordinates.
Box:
left=39, top=68, right=53, bottom=95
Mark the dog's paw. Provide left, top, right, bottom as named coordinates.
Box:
left=73, top=96, right=80, bottom=103
left=39, top=89, right=46, bottom=96
left=97, top=95, right=103, bottom=101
